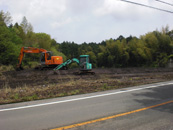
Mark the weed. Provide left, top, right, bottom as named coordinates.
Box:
left=116, top=79, right=121, bottom=83
left=129, top=78, right=133, bottom=81
left=32, top=94, right=38, bottom=99
left=68, top=90, right=80, bottom=95
left=14, top=93, right=19, bottom=100
left=59, top=92, right=67, bottom=97
left=0, top=65, right=14, bottom=72
left=28, top=61, right=39, bottom=69
left=22, top=94, right=38, bottom=101
left=65, top=80, right=76, bottom=86
left=134, top=77, right=141, bottom=80
left=101, top=83, right=111, bottom=90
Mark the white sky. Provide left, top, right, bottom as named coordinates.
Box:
left=0, top=0, right=173, bottom=44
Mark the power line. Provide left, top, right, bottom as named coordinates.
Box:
left=118, top=0, right=173, bottom=14
left=155, top=0, right=173, bottom=7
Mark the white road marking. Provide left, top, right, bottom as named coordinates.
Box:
left=0, top=82, right=173, bottom=112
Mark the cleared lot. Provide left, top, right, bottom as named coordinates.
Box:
left=1, top=68, right=173, bottom=104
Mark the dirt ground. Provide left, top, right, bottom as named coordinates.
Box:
left=0, top=68, right=173, bottom=104
left=1, top=68, right=173, bottom=88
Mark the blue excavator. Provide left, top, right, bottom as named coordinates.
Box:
left=53, top=55, right=95, bottom=75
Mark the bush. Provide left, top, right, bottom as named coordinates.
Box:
left=27, top=61, right=40, bottom=68
left=69, top=63, right=78, bottom=69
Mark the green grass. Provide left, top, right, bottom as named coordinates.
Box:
left=101, top=83, right=112, bottom=90
left=68, top=90, right=80, bottom=95
left=22, top=94, right=38, bottom=101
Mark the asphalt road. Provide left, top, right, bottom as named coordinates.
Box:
left=0, top=81, right=173, bottom=130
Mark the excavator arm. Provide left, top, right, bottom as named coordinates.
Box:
left=16, top=47, right=47, bottom=70
left=53, top=58, right=79, bottom=71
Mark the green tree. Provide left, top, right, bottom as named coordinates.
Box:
left=97, top=45, right=109, bottom=67
left=59, top=41, right=79, bottom=59
left=0, top=11, right=21, bottom=65
left=35, top=33, right=51, bottom=49
left=141, top=32, right=158, bottom=62
left=86, top=51, right=97, bottom=67
left=128, top=38, right=150, bottom=66
left=20, top=16, right=29, bottom=34
left=0, top=10, right=12, bottom=26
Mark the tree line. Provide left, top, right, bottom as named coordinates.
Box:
left=0, top=10, right=173, bottom=69
left=58, top=28, right=173, bottom=68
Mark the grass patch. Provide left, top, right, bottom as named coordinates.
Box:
left=58, top=93, right=68, bottom=97
left=0, top=65, right=14, bottom=72
left=101, top=83, right=112, bottom=90
left=22, top=94, right=38, bottom=101
left=68, top=89, right=80, bottom=95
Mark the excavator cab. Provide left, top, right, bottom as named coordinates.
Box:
left=79, top=55, right=92, bottom=71
left=40, top=51, right=52, bottom=64
left=46, top=51, right=52, bottom=60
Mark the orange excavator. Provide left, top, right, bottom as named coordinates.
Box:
left=16, top=47, right=63, bottom=70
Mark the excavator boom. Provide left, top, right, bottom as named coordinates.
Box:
left=53, top=58, right=79, bottom=70
left=17, top=47, right=47, bottom=69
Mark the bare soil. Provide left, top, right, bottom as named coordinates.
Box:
left=0, top=68, right=173, bottom=104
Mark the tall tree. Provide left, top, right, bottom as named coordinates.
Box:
left=0, top=10, right=12, bottom=26
left=20, top=16, right=28, bottom=34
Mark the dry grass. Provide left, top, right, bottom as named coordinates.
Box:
left=1, top=69, right=173, bottom=104
left=0, top=65, right=14, bottom=72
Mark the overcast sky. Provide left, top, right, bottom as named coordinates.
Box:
left=0, top=0, right=173, bottom=44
